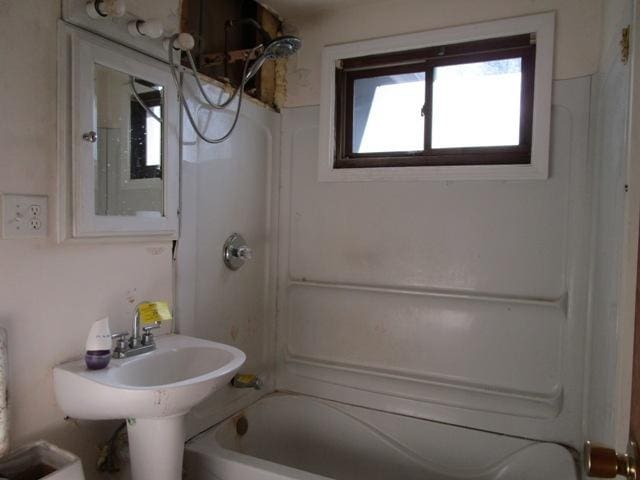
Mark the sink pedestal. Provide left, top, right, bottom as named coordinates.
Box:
left=127, top=415, right=185, bottom=480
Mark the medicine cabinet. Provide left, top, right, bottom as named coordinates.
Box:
left=58, top=25, right=179, bottom=239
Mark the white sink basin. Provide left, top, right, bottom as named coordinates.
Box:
left=54, top=334, right=245, bottom=420
left=53, top=334, right=246, bottom=480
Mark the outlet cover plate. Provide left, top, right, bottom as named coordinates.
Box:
left=1, top=194, right=48, bottom=238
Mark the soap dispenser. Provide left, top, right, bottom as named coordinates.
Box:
left=85, top=317, right=112, bottom=370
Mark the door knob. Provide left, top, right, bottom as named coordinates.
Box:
left=585, top=441, right=637, bottom=479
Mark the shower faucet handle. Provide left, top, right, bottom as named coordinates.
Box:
left=235, top=246, right=253, bottom=260
left=223, top=233, right=253, bottom=270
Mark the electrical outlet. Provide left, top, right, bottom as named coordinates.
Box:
left=29, top=218, right=42, bottom=231
left=1, top=194, right=48, bottom=238
left=30, top=205, right=41, bottom=217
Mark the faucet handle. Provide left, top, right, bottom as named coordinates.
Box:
left=111, top=332, right=129, bottom=358
left=141, top=323, right=161, bottom=346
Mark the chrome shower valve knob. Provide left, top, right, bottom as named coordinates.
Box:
left=223, top=233, right=253, bottom=270
left=236, top=246, right=253, bottom=260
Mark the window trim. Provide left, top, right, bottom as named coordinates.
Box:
left=334, top=36, right=536, bottom=169
left=318, top=13, right=555, bottom=182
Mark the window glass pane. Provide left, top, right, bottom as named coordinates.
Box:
left=431, top=58, right=522, bottom=149
left=145, top=106, right=162, bottom=167
left=353, top=72, right=425, bottom=153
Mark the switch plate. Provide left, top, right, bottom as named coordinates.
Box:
left=1, top=194, right=48, bottom=238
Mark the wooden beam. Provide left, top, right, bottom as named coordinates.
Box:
left=201, top=48, right=260, bottom=68
left=258, top=5, right=280, bottom=106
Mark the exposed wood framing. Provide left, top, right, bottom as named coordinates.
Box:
left=179, top=0, right=289, bottom=110
left=201, top=48, right=260, bottom=69
left=258, top=5, right=279, bottom=106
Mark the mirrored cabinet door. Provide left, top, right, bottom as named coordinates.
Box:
left=95, top=66, right=165, bottom=218
left=69, top=27, right=178, bottom=238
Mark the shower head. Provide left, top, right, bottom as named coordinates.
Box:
left=263, top=35, right=302, bottom=59
left=244, top=35, right=302, bottom=82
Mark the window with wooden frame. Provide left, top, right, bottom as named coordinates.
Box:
left=334, top=34, right=536, bottom=169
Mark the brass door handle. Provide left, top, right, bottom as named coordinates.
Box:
left=585, top=441, right=637, bottom=479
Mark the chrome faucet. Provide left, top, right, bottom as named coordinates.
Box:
left=130, top=301, right=145, bottom=348
left=111, top=302, right=161, bottom=359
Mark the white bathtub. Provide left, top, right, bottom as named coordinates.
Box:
left=184, top=393, right=579, bottom=480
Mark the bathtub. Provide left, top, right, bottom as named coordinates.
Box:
left=184, top=393, right=579, bottom=480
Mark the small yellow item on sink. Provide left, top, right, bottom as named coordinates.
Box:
left=137, top=301, right=172, bottom=325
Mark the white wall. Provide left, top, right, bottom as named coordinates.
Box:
left=585, top=0, right=634, bottom=451
left=177, top=80, right=281, bottom=439
left=277, top=74, right=592, bottom=447
left=274, top=0, right=604, bottom=447
left=284, top=0, right=604, bottom=107
left=0, top=1, right=625, bottom=477
left=0, top=2, right=173, bottom=479
left=271, top=0, right=640, bottom=451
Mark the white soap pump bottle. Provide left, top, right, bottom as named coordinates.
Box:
left=85, top=317, right=112, bottom=370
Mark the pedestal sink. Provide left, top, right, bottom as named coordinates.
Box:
left=53, top=335, right=245, bottom=480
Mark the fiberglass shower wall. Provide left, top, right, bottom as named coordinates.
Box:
left=177, top=77, right=280, bottom=438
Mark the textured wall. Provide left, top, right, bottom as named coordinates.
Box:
left=0, top=2, right=173, bottom=478
left=283, top=0, right=604, bottom=106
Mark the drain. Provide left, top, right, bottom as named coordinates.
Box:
left=236, top=416, right=248, bottom=436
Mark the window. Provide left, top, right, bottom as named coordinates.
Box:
left=130, top=84, right=163, bottom=180
left=334, top=35, right=535, bottom=169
